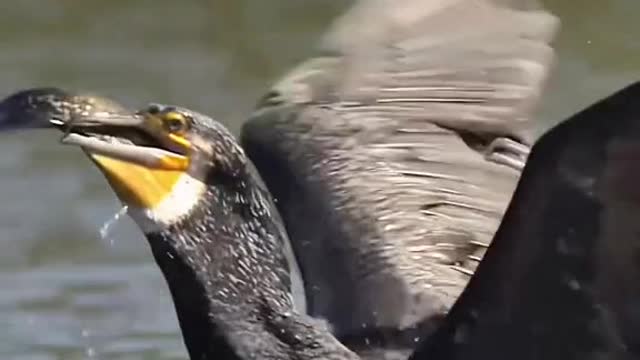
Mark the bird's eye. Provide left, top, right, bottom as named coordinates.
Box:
left=162, top=111, right=190, bottom=133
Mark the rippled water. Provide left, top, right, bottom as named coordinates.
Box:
left=0, top=1, right=637, bottom=359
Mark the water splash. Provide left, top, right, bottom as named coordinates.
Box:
left=85, top=347, right=97, bottom=358
left=99, top=205, right=129, bottom=245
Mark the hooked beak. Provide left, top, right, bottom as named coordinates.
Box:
left=0, top=88, right=193, bottom=209
left=0, top=87, right=72, bottom=131
left=56, top=112, right=189, bottom=171
left=54, top=110, right=193, bottom=210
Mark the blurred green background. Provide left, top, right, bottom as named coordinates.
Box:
left=0, top=1, right=637, bottom=359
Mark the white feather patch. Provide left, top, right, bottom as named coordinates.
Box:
left=126, top=172, right=207, bottom=234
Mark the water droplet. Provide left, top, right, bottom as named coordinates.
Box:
left=567, top=278, right=581, bottom=291
left=99, top=205, right=129, bottom=245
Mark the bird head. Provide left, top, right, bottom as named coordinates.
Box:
left=0, top=88, right=247, bottom=230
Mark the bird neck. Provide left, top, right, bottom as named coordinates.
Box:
left=144, top=172, right=356, bottom=359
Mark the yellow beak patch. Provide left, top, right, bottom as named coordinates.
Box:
left=90, top=154, right=185, bottom=209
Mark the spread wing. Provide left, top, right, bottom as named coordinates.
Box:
left=413, top=82, right=640, bottom=360
left=240, top=0, right=559, bottom=345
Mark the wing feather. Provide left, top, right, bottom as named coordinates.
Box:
left=412, top=81, right=640, bottom=360
left=241, top=0, right=559, bottom=347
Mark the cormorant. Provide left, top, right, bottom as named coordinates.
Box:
left=0, top=0, right=561, bottom=354
left=3, top=82, right=640, bottom=360
left=2, top=0, right=639, bottom=359
left=1, top=0, right=560, bottom=357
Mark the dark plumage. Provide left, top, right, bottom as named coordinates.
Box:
left=145, top=148, right=352, bottom=359
left=412, top=81, right=640, bottom=360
